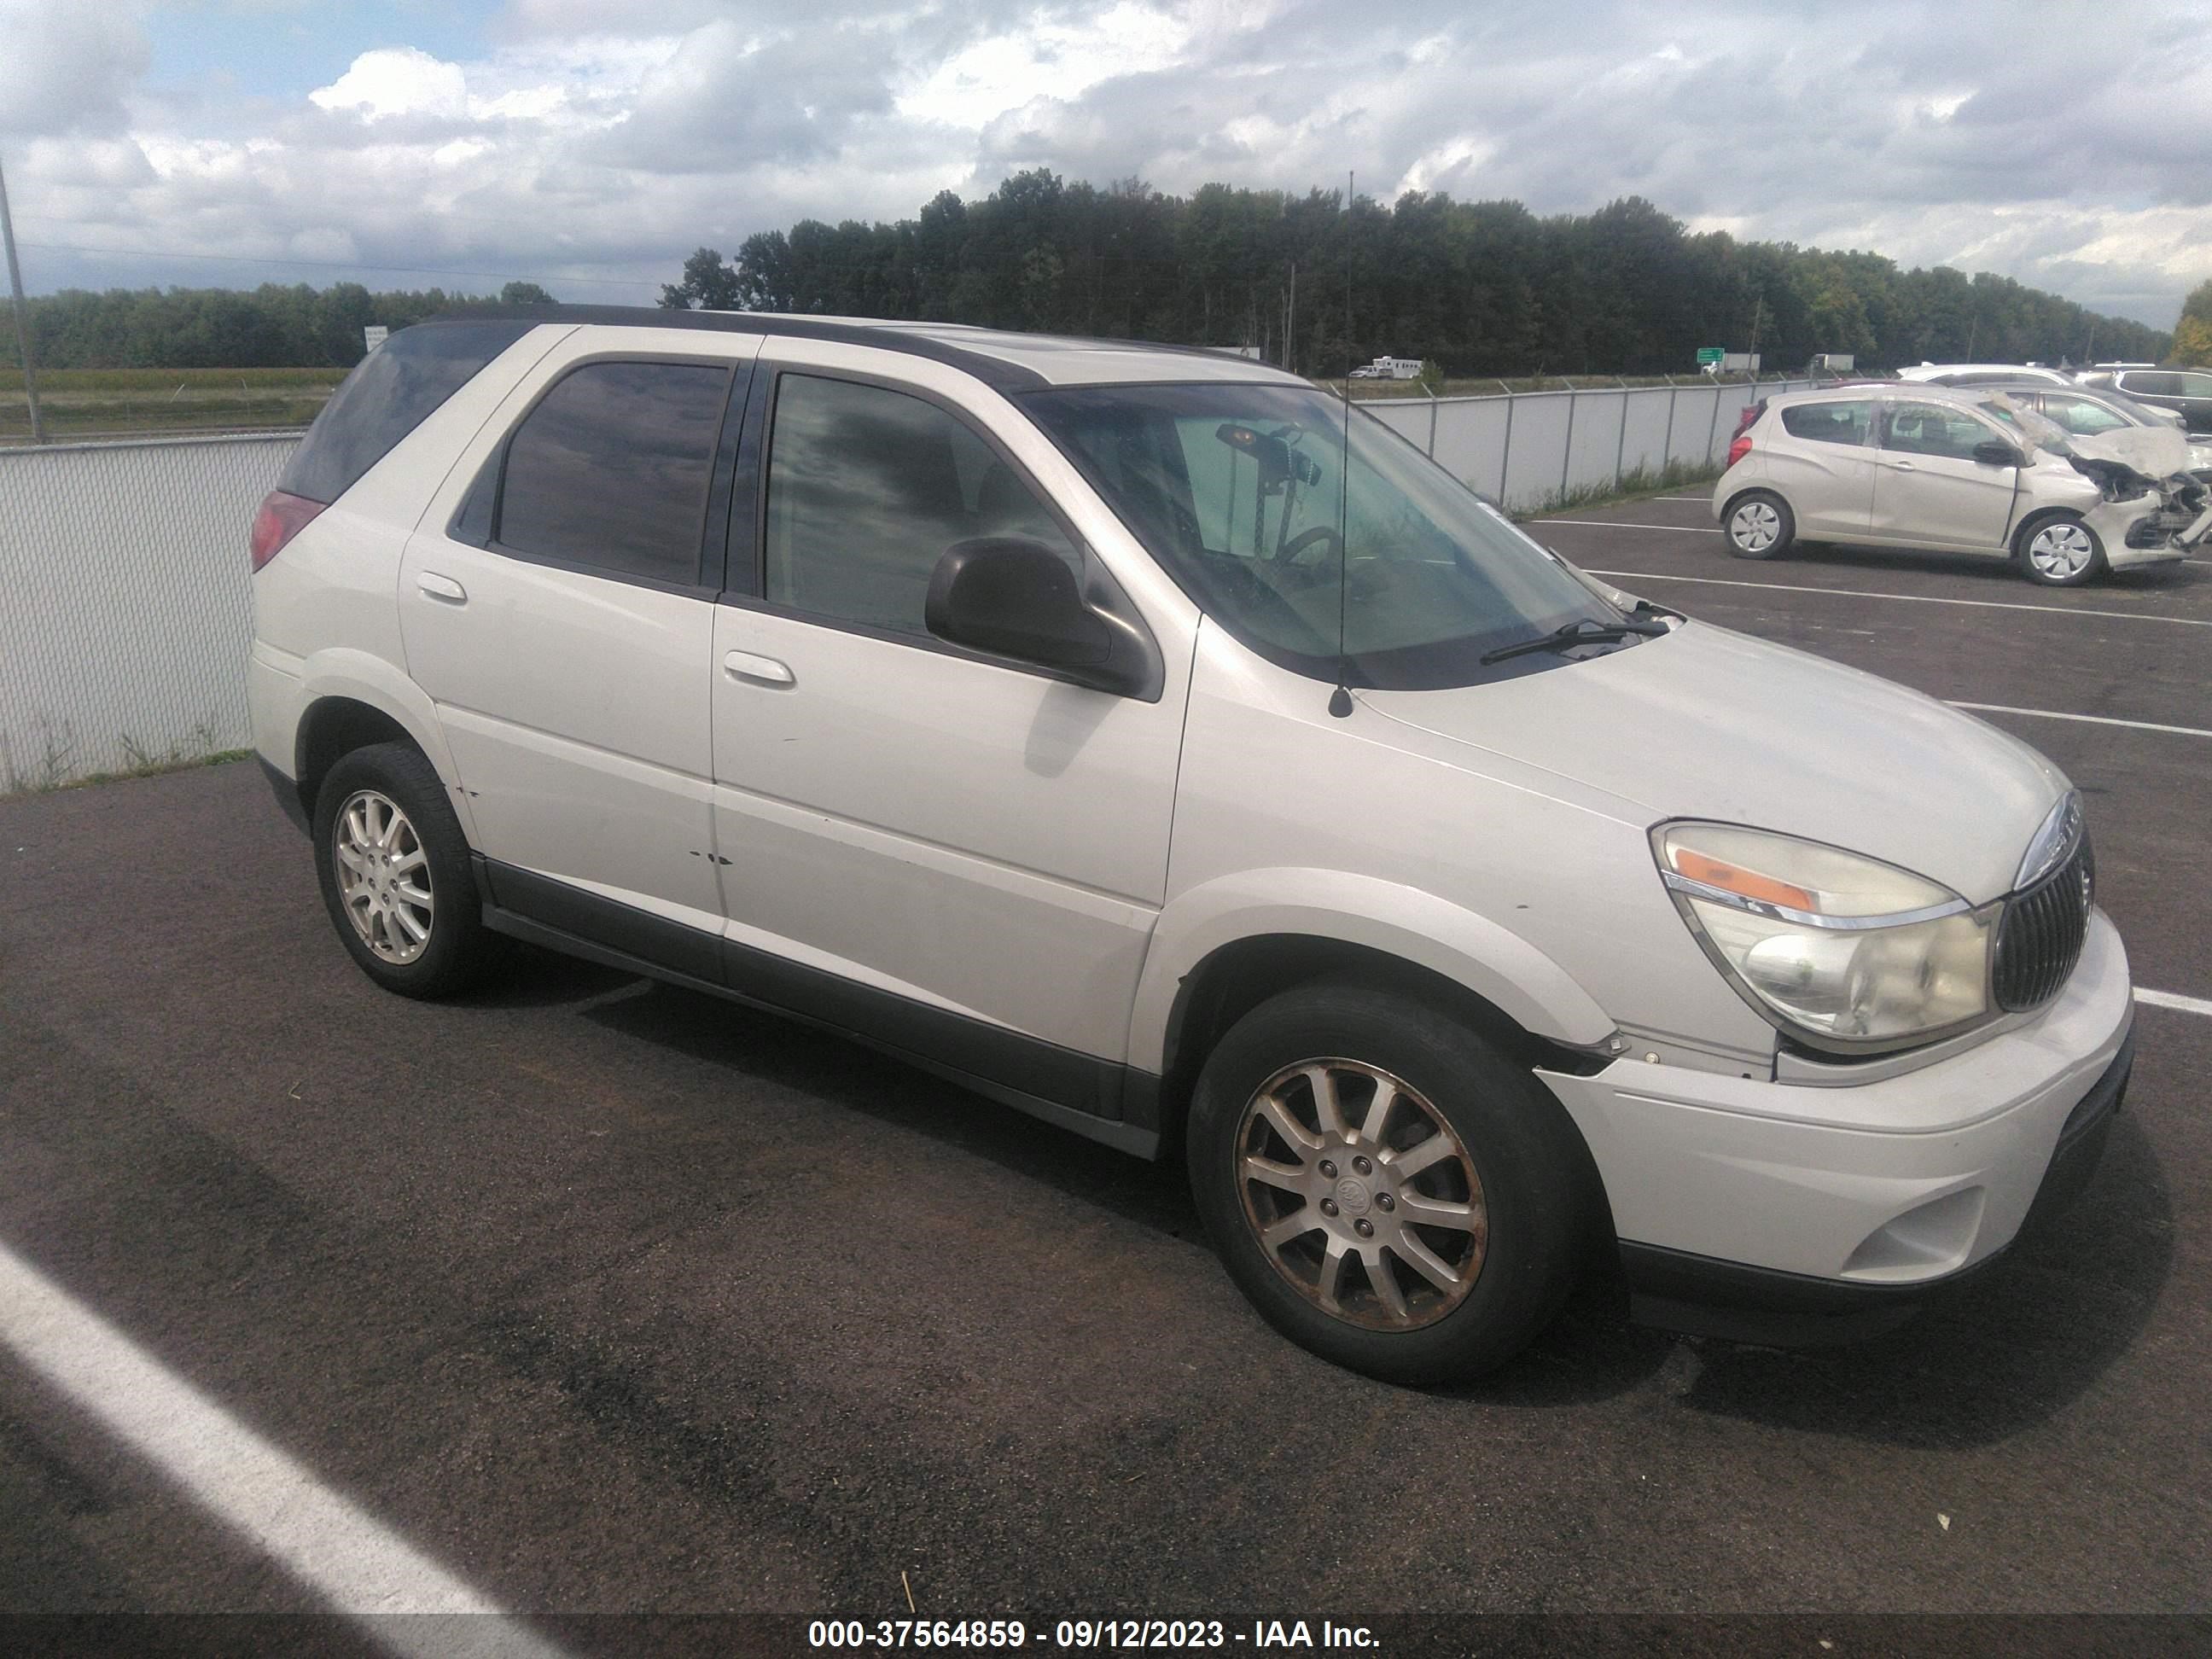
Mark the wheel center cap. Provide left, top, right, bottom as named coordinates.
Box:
left=1334, top=1176, right=1372, bottom=1216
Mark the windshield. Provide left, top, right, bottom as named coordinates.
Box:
left=1020, top=382, right=1628, bottom=689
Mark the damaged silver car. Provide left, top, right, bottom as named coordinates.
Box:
left=1714, top=384, right=2212, bottom=587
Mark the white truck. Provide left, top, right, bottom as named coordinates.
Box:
left=1349, top=356, right=1425, bottom=380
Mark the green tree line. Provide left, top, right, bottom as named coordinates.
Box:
left=0, top=280, right=556, bottom=371
left=660, top=174, right=2173, bottom=375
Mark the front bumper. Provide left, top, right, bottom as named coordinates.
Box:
left=2093, top=494, right=2212, bottom=568
left=1538, top=910, right=2134, bottom=1339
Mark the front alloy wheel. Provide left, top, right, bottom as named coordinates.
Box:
left=1236, top=1060, right=1487, bottom=1330
left=333, top=789, right=434, bottom=963
left=1187, top=980, right=1595, bottom=1382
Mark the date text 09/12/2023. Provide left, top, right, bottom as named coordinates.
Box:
left=806, top=1618, right=1381, bottom=1649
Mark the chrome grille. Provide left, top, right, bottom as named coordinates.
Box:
left=1993, top=835, right=2094, bottom=1011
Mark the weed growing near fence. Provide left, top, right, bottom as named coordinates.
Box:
left=1517, top=458, right=1723, bottom=519
left=3, top=717, right=247, bottom=799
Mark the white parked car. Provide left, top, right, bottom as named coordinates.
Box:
left=1896, top=362, right=2079, bottom=387
left=252, top=310, right=2137, bottom=1380
left=1714, top=384, right=2212, bottom=585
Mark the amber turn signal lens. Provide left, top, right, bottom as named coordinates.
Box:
left=1673, top=849, right=1815, bottom=911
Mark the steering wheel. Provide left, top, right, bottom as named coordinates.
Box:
left=1271, top=524, right=1346, bottom=566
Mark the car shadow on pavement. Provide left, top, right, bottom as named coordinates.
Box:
left=571, top=967, right=1202, bottom=1239
left=1648, top=1114, right=2174, bottom=1449
left=538, top=950, right=2170, bottom=1434
left=450, top=945, right=640, bottom=1010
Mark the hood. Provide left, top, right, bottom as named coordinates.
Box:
left=2070, top=424, right=2193, bottom=477
left=1358, top=622, right=2066, bottom=905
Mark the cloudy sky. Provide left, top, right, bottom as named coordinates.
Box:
left=3, top=0, right=2208, bottom=327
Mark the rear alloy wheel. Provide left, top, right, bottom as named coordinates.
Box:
left=334, top=789, right=434, bottom=965
left=1188, top=981, right=1596, bottom=1382
left=2016, top=514, right=2104, bottom=587
left=1724, top=491, right=1795, bottom=560
left=312, top=742, right=501, bottom=998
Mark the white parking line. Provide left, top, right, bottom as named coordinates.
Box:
left=0, top=1241, right=565, bottom=1659
left=2137, top=987, right=2212, bottom=1018
left=1544, top=519, right=1725, bottom=533
left=1582, top=569, right=2212, bottom=628
left=1949, top=702, right=2212, bottom=740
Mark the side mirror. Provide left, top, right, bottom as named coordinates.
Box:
left=1974, top=439, right=2025, bottom=468
left=925, top=538, right=1152, bottom=696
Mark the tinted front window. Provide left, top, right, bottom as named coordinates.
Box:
left=2181, top=373, right=2212, bottom=397
left=279, top=320, right=532, bottom=505
left=1883, top=403, right=1999, bottom=462
left=1779, top=400, right=1872, bottom=445
left=763, top=374, right=1080, bottom=637
left=1023, top=383, right=1626, bottom=690
left=497, top=361, right=731, bottom=585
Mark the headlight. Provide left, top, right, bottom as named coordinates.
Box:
left=1653, top=823, right=1996, bottom=1051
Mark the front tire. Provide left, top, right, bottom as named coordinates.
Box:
left=1187, top=981, right=1597, bottom=1383
left=312, top=742, right=500, bottom=998
left=1723, top=490, right=1795, bottom=560
left=2015, top=513, right=2105, bottom=586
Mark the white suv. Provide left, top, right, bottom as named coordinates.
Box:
left=250, top=309, right=2136, bottom=1381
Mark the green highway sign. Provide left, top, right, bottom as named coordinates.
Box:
left=1695, top=346, right=1725, bottom=365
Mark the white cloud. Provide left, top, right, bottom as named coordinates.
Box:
left=0, top=0, right=147, bottom=138
left=310, top=47, right=471, bottom=122
left=4, top=0, right=2208, bottom=327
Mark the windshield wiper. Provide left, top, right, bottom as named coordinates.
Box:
left=1479, top=616, right=1668, bottom=666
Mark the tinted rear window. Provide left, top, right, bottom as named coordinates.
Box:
left=496, top=360, right=732, bottom=587
left=277, top=320, right=533, bottom=504
left=1779, top=400, right=1872, bottom=445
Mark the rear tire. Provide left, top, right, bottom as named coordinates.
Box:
left=2014, top=512, right=2105, bottom=587
left=312, top=742, right=501, bottom=999
left=1186, top=981, right=1597, bottom=1383
left=1723, top=490, right=1795, bottom=559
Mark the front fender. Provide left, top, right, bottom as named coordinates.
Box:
left=1127, top=868, right=1618, bottom=1073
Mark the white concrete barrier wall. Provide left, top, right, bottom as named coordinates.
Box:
left=1368, top=378, right=1812, bottom=509
left=0, top=378, right=1814, bottom=789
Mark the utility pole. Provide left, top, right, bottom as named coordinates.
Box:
left=0, top=151, right=47, bottom=444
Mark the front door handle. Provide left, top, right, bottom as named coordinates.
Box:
left=723, top=649, right=795, bottom=687
left=1886, top=460, right=1917, bottom=472
left=418, top=572, right=468, bottom=603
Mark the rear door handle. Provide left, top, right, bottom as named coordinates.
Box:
left=723, top=649, right=795, bottom=687
left=418, top=573, right=468, bottom=603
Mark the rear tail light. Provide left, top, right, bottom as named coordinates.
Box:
left=250, top=491, right=326, bottom=572
left=1726, top=434, right=1754, bottom=469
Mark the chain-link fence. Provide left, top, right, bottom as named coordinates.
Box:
left=1, top=434, right=298, bottom=792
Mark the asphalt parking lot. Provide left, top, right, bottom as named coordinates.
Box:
left=3, top=495, right=2209, bottom=1651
